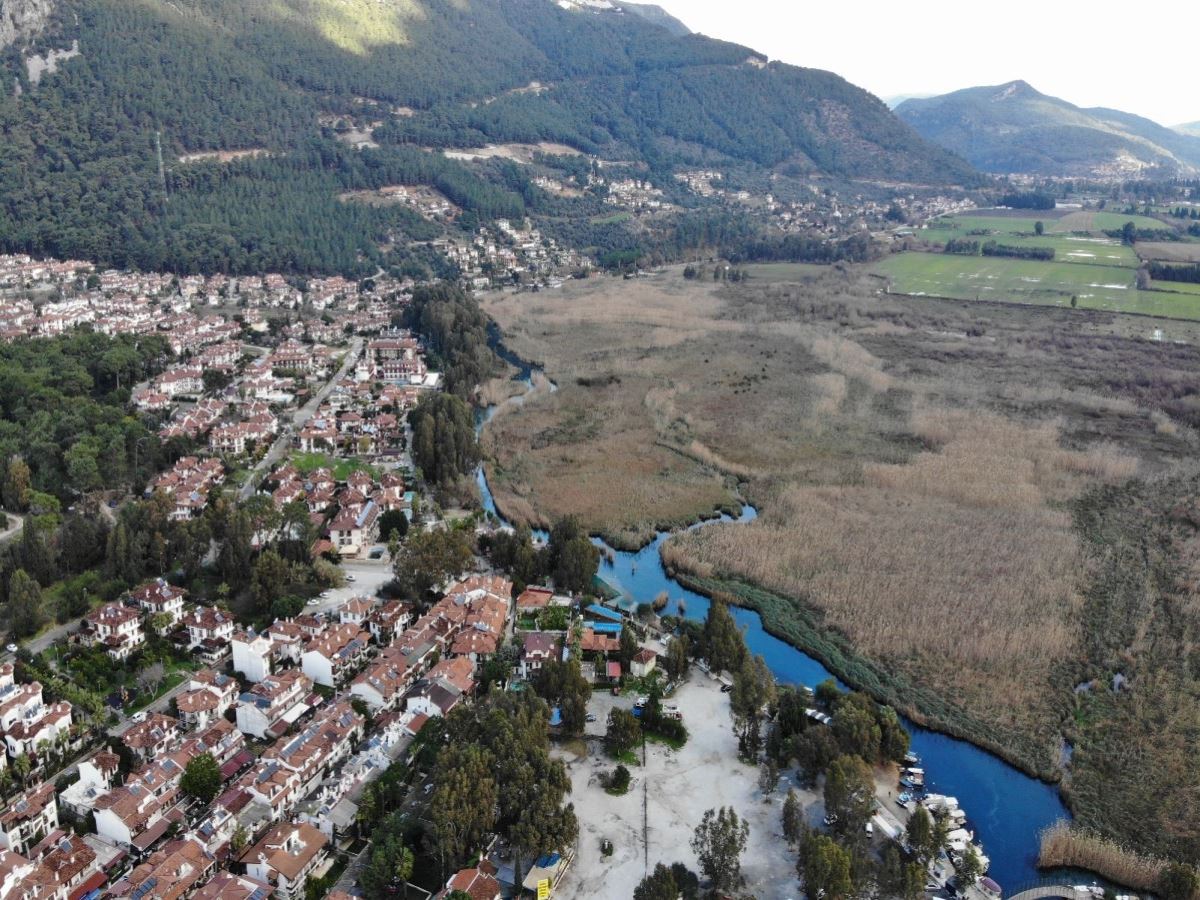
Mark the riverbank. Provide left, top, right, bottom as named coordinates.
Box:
left=669, top=571, right=1062, bottom=785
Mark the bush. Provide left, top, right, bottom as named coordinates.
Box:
left=605, top=764, right=632, bottom=795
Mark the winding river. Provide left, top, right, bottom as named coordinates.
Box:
left=475, top=353, right=1070, bottom=891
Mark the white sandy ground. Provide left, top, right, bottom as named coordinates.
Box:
left=555, top=672, right=812, bottom=900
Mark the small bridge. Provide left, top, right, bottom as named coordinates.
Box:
left=1006, top=882, right=1101, bottom=900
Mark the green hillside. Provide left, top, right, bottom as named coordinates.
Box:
left=0, top=0, right=976, bottom=276
left=896, top=80, right=1200, bottom=177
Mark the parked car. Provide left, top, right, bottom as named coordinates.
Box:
left=4, top=644, right=16, bottom=654
left=130, top=711, right=148, bottom=724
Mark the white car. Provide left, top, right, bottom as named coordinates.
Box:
left=345, top=575, right=355, bottom=582
left=4, top=644, right=16, bottom=654
left=307, top=598, right=321, bottom=606
left=130, top=711, right=148, bottom=724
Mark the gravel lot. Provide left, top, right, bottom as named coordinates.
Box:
left=557, top=670, right=806, bottom=900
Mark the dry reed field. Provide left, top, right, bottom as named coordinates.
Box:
left=480, top=266, right=1200, bottom=853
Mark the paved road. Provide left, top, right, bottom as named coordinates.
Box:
left=238, top=338, right=364, bottom=501
left=107, top=670, right=196, bottom=738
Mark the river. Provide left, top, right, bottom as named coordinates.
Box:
left=475, top=353, right=1070, bottom=891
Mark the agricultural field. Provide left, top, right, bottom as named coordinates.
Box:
left=482, top=266, right=1200, bottom=858
left=1136, top=241, right=1200, bottom=263
left=893, top=208, right=1200, bottom=319
left=742, top=262, right=830, bottom=281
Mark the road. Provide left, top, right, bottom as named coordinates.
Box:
left=106, top=668, right=197, bottom=738
left=238, top=338, right=364, bottom=501
left=306, top=554, right=395, bottom=616
left=0, top=510, right=22, bottom=545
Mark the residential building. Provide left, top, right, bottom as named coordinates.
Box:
left=0, top=783, right=57, bottom=855
left=60, top=752, right=120, bottom=818
left=301, top=623, right=369, bottom=688
left=242, top=822, right=329, bottom=900
left=85, top=602, right=145, bottom=660
left=194, top=871, right=276, bottom=900
left=231, top=630, right=273, bottom=683
left=123, top=713, right=182, bottom=762
left=175, top=669, right=239, bottom=730
left=520, top=632, right=562, bottom=679
left=129, top=578, right=188, bottom=632
left=235, top=670, right=313, bottom=740
left=436, top=860, right=502, bottom=900
left=182, top=606, right=236, bottom=650
left=631, top=647, right=658, bottom=678
left=125, top=836, right=217, bottom=900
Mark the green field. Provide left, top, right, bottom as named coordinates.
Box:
left=743, top=262, right=830, bottom=281
left=291, top=451, right=378, bottom=480
left=930, top=209, right=1169, bottom=239
left=874, top=252, right=1200, bottom=320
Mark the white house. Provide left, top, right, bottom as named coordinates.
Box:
left=85, top=602, right=145, bottom=660
left=236, top=669, right=312, bottom=740
left=231, top=630, right=274, bottom=683
left=182, top=606, right=236, bottom=650
left=129, top=578, right=187, bottom=632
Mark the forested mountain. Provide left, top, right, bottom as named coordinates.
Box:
left=1174, top=121, right=1200, bottom=138
left=0, top=0, right=974, bottom=276
left=896, top=81, right=1200, bottom=177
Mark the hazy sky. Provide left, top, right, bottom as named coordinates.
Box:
left=651, top=0, right=1200, bottom=126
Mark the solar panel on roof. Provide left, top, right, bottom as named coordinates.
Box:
left=131, top=877, right=158, bottom=900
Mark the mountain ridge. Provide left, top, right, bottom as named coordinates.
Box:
left=896, top=80, right=1200, bottom=177
left=0, top=0, right=977, bottom=276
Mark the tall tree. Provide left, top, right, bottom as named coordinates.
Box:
left=799, top=830, right=854, bottom=900
left=634, top=864, right=679, bottom=900
left=7, top=569, right=43, bottom=638
left=823, top=754, right=875, bottom=839
left=390, top=527, right=473, bottom=599
left=690, top=806, right=749, bottom=894
left=180, top=753, right=222, bottom=803
left=702, top=597, right=745, bottom=673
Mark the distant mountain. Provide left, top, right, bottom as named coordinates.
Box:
left=0, top=0, right=975, bottom=276
left=1175, top=121, right=1200, bottom=138
left=883, top=93, right=933, bottom=109
left=895, top=81, right=1200, bottom=177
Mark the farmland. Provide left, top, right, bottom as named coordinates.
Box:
left=482, top=266, right=1200, bottom=865
left=885, top=207, right=1200, bottom=319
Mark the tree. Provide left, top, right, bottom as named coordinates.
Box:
left=1121, top=221, right=1137, bottom=245
left=409, top=393, right=480, bottom=486
left=1034, top=220, right=1044, bottom=236
left=379, top=508, right=410, bottom=543
left=782, top=789, right=802, bottom=844
left=429, top=744, right=498, bottom=875
left=391, top=527, right=473, bottom=599
left=533, top=658, right=591, bottom=736
left=731, top=653, right=776, bottom=757
left=758, top=757, right=780, bottom=794
left=793, top=726, right=840, bottom=787
left=664, top=634, right=690, bottom=681
left=905, top=805, right=940, bottom=867
left=822, top=755, right=874, bottom=838
left=831, top=691, right=881, bottom=762
left=547, top=517, right=600, bottom=595
left=702, top=597, right=746, bottom=673
left=605, top=708, right=642, bottom=757
left=877, top=704, right=910, bottom=763
left=618, top=624, right=639, bottom=674
left=690, top=806, right=749, bottom=893
left=799, top=830, right=854, bottom=900
left=2, top=457, right=30, bottom=511
left=634, top=864, right=679, bottom=900
left=180, top=752, right=222, bottom=803
left=957, top=844, right=984, bottom=887
left=252, top=548, right=292, bottom=614
left=137, top=661, right=166, bottom=697
left=362, top=832, right=415, bottom=899
left=880, top=845, right=925, bottom=900
left=7, top=569, right=44, bottom=639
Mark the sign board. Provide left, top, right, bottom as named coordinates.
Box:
left=537, top=878, right=550, bottom=900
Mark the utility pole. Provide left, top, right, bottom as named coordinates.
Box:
left=155, top=130, right=168, bottom=204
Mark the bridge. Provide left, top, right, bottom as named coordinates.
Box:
left=1005, top=881, right=1102, bottom=900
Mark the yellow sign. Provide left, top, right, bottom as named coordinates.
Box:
left=537, top=878, right=550, bottom=900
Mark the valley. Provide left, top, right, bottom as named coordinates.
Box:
left=481, top=263, right=1200, bottom=866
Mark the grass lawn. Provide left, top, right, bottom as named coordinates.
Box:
left=590, top=212, right=632, bottom=225
left=291, top=451, right=377, bottom=481
left=874, top=251, right=1200, bottom=320
left=743, top=262, right=830, bottom=281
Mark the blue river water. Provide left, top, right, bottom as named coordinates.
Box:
left=475, top=367, right=1070, bottom=891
